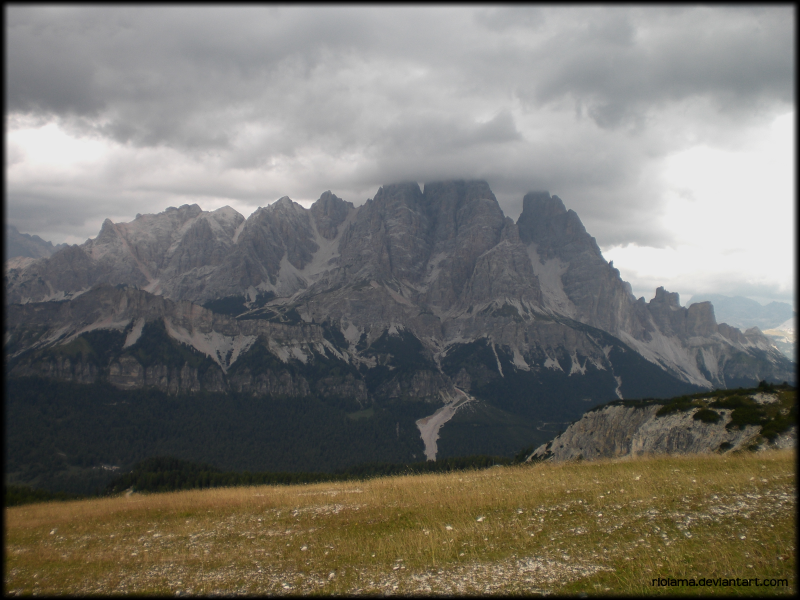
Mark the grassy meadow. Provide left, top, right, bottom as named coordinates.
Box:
left=5, top=449, right=795, bottom=596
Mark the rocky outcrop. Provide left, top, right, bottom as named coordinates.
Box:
left=646, top=287, right=717, bottom=339
left=528, top=389, right=795, bottom=462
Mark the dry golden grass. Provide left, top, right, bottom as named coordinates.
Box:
left=5, top=449, right=795, bottom=595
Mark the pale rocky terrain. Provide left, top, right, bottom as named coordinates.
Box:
left=528, top=391, right=795, bottom=463
left=415, top=387, right=475, bottom=460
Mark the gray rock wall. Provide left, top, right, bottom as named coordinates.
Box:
left=528, top=399, right=789, bottom=463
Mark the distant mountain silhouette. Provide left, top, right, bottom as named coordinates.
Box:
left=687, top=294, right=794, bottom=331
left=5, top=224, right=67, bottom=260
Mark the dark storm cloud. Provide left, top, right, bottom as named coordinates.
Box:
left=7, top=6, right=376, bottom=149
left=484, top=6, right=793, bottom=128
left=11, top=6, right=791, bottom=147
left=5, top=5, right=794, bottom=252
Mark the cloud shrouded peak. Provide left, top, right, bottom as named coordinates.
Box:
left=5, top=5, right=794, bottom=305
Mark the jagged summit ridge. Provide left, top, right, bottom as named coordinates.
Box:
left=5, top=180, right=794, bottom=394
left=5, top=224, right=68, bottom=261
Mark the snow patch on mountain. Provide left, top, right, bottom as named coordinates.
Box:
left=298, top=206, right=355, bottom=279
left=384, top=283, right=415, bottom=307
left=424, top=251, right=448, bottom=286
left=143, top=280, right=162, bottom=295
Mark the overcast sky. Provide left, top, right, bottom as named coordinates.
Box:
left=5, top=5, right=795, bottom=307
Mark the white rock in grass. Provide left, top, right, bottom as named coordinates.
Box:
left=476, top=516, right=485, bottom=522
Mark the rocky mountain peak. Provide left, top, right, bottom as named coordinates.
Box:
left=5, top=225, right=67, bottom=260
left=160, top=204, right=204, bottom=222
left=516, top=191, right=600, bottom=262
left=423, top=180, right=504, bottom=245
left=263, top=197, right=306, bottom=216
left=372, top=182, right=426, bottom=216
left=644, top=288, right=720, bottom=341
left=237, top=196, right=318, bottom=277
left=273, top=196, right=294, bottom=208
left=310, top=191, right=352, bottom=240
left=686, top=301, right=717, bottom=337
left=336, top=182, right=430, bottom=282
left=520, top=190, right=566, bottom=220
left=651, top=286, right=681, bottom=308
left=95, top=218, right=119, bottom=244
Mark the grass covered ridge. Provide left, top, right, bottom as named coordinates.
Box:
left=5, top=449, right=795, bottom=596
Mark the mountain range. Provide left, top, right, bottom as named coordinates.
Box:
left=5, top=224, right=67, bottom=262
left=4, top=181, right=795, bottom=488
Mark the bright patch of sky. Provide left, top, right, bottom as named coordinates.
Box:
left=603, top=111, right=795, bottom=307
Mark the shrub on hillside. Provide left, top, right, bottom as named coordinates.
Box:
left=726, top=405, right=765, bottom=429
left=655, top=398, right=694, bottom=417
left=693, top=408, right=722, bottom=423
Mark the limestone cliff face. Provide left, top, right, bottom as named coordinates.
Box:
left=310, top=191, right=351, bottom=240
left=296, top=181, right=544, bottom=351
left=646, top=287, right=717, bottom=339
left=528, top=404, right=758, bottom=461
left=517, top=192, right=640, bottom=336
left=6, top=286, right=348, bottom=398
left=374, top=369, right=451, bottom=403
left=515, top=193, right=793, bottom=387
left=5, top=180, right=794, bottom=398
left=528, top=390, right=794, bottom=462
